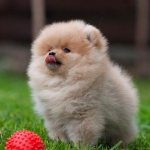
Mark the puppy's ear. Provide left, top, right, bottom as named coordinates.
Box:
left=84, top=25, right=107, bottom=50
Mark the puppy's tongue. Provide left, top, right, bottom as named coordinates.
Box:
left=45, top=55, right=56, bottom=64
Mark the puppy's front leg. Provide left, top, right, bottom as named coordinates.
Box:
left=66, top=117, right=104, bottom=146
left=45, top=120, right=68, bottom=142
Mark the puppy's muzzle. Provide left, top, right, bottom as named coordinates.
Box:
left=49, top=52, right=56, bottom=56
left=45, top=52, right=62, bottom=66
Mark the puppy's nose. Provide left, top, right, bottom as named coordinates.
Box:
left=49, top=52, right=55, bottom=56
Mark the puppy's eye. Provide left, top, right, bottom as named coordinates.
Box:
left=63, top=48, right=71, bottom=53
left=48, top=47, right=53, bottom=52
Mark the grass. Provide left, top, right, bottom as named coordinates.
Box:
left=0, top=71, right=150, bottom=150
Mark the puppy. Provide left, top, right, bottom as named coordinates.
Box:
left=27, top=20, right=138, bottom=146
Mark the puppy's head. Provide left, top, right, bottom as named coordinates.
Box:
left=31, top=20, right=107, bottom=75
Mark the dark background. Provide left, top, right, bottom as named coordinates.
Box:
left=0, top=0, right=149, bottom=75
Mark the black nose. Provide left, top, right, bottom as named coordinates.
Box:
left=49, top=52, right=55, bottom=56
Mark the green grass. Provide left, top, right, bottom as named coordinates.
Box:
left=0, top=71, right=150, bottom=150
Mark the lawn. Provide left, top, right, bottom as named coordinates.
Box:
left=0, top=71, right=150, bottom=150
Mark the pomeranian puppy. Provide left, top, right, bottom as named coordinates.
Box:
left=27, top=20, right=138, bottom=146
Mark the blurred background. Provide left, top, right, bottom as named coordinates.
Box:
left=0, top=0, right=149, bottom=76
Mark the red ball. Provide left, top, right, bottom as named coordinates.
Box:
left=5, top=130, right=45, bottom=150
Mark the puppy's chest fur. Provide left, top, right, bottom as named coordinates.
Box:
left=36, top=76, right=101, bottom=122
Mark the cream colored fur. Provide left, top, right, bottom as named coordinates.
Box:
left=27, top=20, right=138, bottom=146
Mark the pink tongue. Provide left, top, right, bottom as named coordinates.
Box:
left=45, top=55, right=56, bottom=64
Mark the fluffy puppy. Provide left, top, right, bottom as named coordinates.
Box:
left=27, top=20, right=138, bottom=146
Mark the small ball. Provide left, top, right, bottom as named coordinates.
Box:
left=5, top=130, right=45, bottom=150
